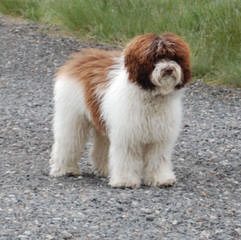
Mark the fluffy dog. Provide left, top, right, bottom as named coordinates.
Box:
left=50, top=33, right=191, bottom=188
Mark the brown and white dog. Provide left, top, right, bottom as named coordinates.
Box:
left=50, top=33, right=191, bottom=188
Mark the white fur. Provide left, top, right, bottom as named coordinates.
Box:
left=151, top=60, right=182, bottom=95
left=50, top=76, right=90, bottom=176
left=101, top=58, right=183, bottom=187
left=50, top=57, right=184, bottom=188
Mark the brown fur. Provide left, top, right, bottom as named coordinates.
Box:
left=57, top=48, right=121, bottom=133
left=124, top=33, right=191, bottom=90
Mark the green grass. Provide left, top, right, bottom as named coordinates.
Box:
left=0, top=0, right=240, bottom=87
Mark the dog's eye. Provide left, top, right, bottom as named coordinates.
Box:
left=156, top=55, right=165, bottom=61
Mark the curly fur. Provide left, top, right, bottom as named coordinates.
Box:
left=50, top=33, right=191, bottom=188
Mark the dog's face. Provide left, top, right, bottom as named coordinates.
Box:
left=124, top=33, right=191, bottom=94
left=151, top=59, right=182, bottom=95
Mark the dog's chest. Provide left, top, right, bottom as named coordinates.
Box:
left=102, top=78, right=183, bottom=143
left=132, top=99, right=179, bottom=141
left=108, top=94, right=182, bottom=143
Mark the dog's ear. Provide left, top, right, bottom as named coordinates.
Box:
left=124, top=33, right=158, bottom=90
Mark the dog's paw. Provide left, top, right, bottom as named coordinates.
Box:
left=49, top=166, right=80, bottom=177
left=94, top=167, right=109, bottom=178
left=144, top=174, right=176, bottom=187
left=110, top=182, right=140, bottom=189
left=109, top=177, right=141, bottom=189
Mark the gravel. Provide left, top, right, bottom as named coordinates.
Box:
left=0, top=16, right=240, bottom=240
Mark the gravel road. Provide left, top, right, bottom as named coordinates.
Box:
left=0, top=16, right=240, bottom=240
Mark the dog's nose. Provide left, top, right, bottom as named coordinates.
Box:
left=163, top=67, right=173, bottom=75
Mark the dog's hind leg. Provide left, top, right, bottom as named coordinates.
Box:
left=90, top=130, right=110, bottom=177
left=50, top=78, right=90, bottom=177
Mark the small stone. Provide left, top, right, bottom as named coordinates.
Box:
left=46, top=235, right=55, bottom=240
left=62, top=231, right=72, bottom=239
left=155, top=210, right=160, bottom=215
left=24, top=231, right=31, bottom=235
left=119, top=193, right=126, bottom=198
left=18, top=235, right=28, bottom=239
left=132, top=200, right=138, bottom=206
left=200, top=230, right=210, bottom=238
left=210, top=215, right=217, bottom=220
left=201, top=191, right=207, bottom=197
left=117, top=207, right=123, bottom=211
left=140, top=208, right=152, bottom=214
left=146, top=215, right=155, bottom=221
left=215, top=229, right=223, bottom=234
left=172, top=220, right=178, bottom=225
left=89, top=225, right=99, bottom=231
left=234, top=228, right=241, bottom=235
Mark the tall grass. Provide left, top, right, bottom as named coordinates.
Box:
left=0, top=0, right=240, bottom=86
left=0, top=0, right=44, bottom=21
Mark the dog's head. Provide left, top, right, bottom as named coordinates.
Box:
left=124, top=33, right=191, bottom=95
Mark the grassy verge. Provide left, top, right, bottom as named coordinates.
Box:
left=0, top=0, right=240, bottom=87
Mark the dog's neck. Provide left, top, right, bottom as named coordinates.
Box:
left=108, top=59, right=184, bottom=111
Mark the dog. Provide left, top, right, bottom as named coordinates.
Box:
left=49, top=33, right=191, bottom=188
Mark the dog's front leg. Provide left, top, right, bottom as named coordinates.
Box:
left=108, top=142, right=143, bottom=188
left=143, top=143, right=176, bottom=187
